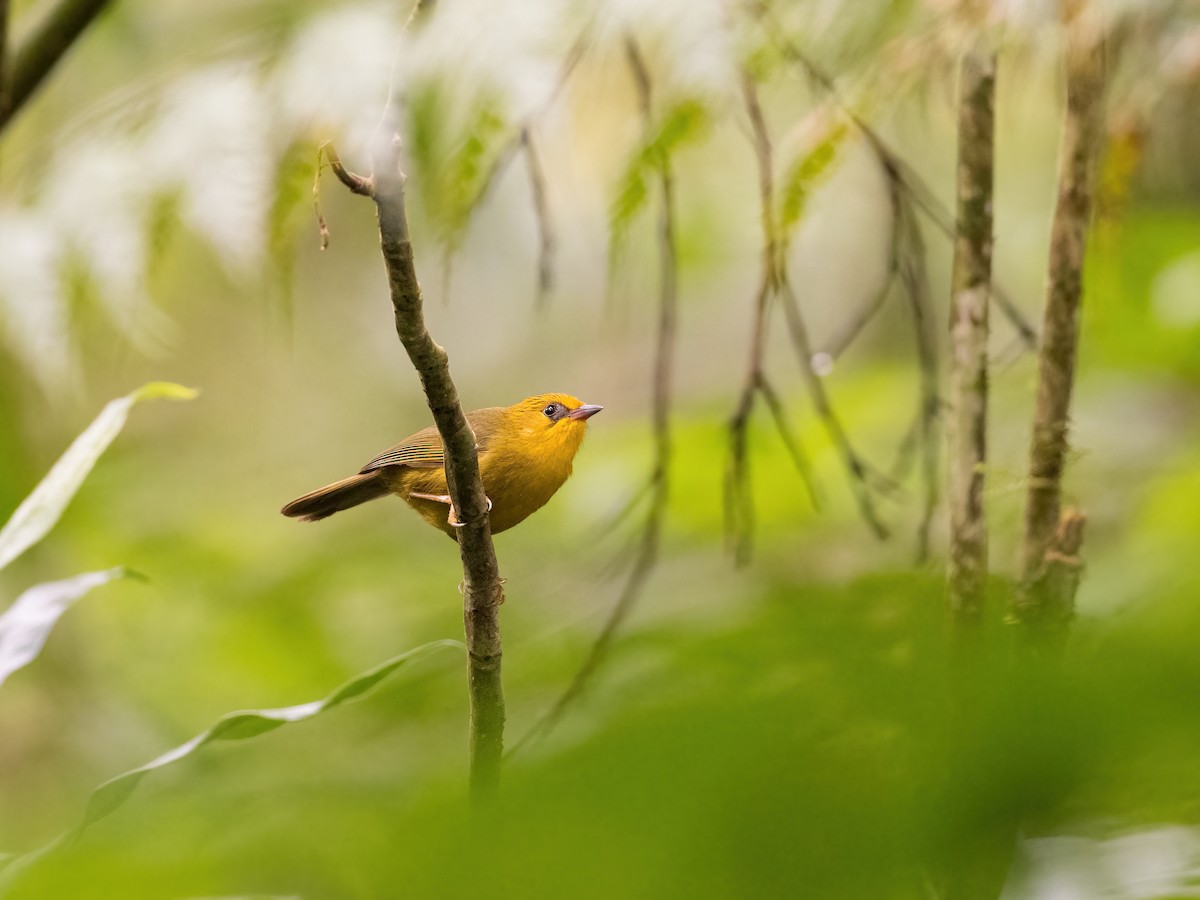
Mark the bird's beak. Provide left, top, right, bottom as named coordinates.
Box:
left=567, top=404, right=604, bottom=421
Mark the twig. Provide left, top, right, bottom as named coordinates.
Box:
left=0, top=0, right=112, bottom=133
left=947, top=46, right=996, bottom=623
left=757, top=376, right=819, bottom=508
left=323, top=142, right=375, bottom=197
left=520, top=127, right=555, bottom=307
left=312, top=142, right=376, bottom=250
left=816, top=261, right=895, bottom=362
left=471, top=31, right=587, bottom=210
left=802, top=101, right=938, bottom=555
left=739, top=72, right=887, bottom=542
left=777, top=276, right=890, bottom=540
left=725, top=72, right=827, bottom=563
left=759, top=13, right=1039, bottom=350
left=446, top=30, right=587, bottom=302
left=513, top=33, right=677, bottom=752
left=511, top=502, right=662, bottom=756
left=894, top=197, right=940, bottom=562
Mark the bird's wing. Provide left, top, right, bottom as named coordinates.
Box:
left=358, top=409, right=503, bottom=473
left=360, top=425, right=445, bottom=471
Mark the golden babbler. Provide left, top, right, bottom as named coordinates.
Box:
left=282, top=393, right=603, bottom=537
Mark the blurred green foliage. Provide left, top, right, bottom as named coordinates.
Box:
left=0, top=0, right=1199, bottom=897
left=5, top=572, right=1200, bottom=898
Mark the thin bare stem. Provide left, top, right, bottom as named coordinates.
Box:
left=725, top=73, right=778, bottom=563
left=514, top=33, right=678, bottom=752
left=760, top=15, right=1038, bottom=350
left=758, top=376, right=820, bottom=508
left=520, top=127, right=555, bottom=307
left=777, top=277, right=891, bottom=540
left=448, top=30, right=586, bottom=302
left=472, top=31, right=587, bottom=210
left=894, top=199, right=940, bottom=562
left=511, top=503, right=661, bottom=755
left=730, top=72, right=877, bottom=558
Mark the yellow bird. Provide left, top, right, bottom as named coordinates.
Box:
left=282, top=393, right=603, bottom=538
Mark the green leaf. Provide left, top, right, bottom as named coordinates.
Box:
left=405, top=84, right=511, bottom=253
left=610, top=98, right=709, bottom=237
left=0, top=639, right=463, bottom=884
left=0, top=569, right=124, bottom=688
left=778, top=121, right=848, bottom=235
left=0, top=383, right=197, bottom=572
left=443, top=100, right=508, bottom=242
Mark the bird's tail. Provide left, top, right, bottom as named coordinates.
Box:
left=281, top=471, right=389, bottom=522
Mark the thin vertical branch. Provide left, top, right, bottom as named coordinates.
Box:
left=759, top=14, right=1038, bottom=350
left=1015, top=2, right=1106, bottom=637
left=378, top=141, right=507, bottom=790
left=947, top=47, right=996, bottom=624
left=776, top=279, right=890, bottom=539
left=453, top=31, right=587, bottom=302
left=726, top=72, right=824, bottom=564
left=895, top=197, right=940, bottom=562
left=739, top=36, right=948, bottom=554
left=726, top=72, right=779, bottom=563
left=0, top=0, right=112, bottom=134
left=512, top=33, right=678, bottom=751
left=520, top=127, right=556, bottom=307
left=744, top=72, right=887, bottom=540
left=319, top=1, right=506, bottom=797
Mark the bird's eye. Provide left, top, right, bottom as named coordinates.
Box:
left=543, top=404, right=558, bottom=418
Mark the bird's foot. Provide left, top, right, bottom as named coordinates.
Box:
left=409, top=492, right=492, bottom=528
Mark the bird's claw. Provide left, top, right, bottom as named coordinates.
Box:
left=409, top=491, right=491, bottom=528
left=449, top=495, right=493, bottom=528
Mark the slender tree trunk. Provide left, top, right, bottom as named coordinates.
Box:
left=1014, top=1, right=1105, bottom=641
left=947, top=48, right=996, bottom=627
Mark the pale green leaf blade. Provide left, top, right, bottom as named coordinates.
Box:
left=778, top=120, right=849, bottom=235
left=0, top=639, right=463, bottom=886
left=0, top=383, right=197, bottom=571
left=0, top=568, right=124, bottom=688
left=80, top=639, right=463, bottom=829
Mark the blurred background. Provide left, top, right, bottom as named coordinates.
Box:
left=1, top=0, right=1199, bottom=896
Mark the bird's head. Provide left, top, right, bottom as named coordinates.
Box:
left=508, top=393, right=604, bottom=459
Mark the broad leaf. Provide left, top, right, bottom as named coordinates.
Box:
left=0, top=569, right=124, bottom=688
left=0, top=382, right=197, bottom=572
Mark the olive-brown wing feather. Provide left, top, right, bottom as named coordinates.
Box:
left=360, top=425, right=445, bottom=472
left=358, top=409, right=503, bottom=473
